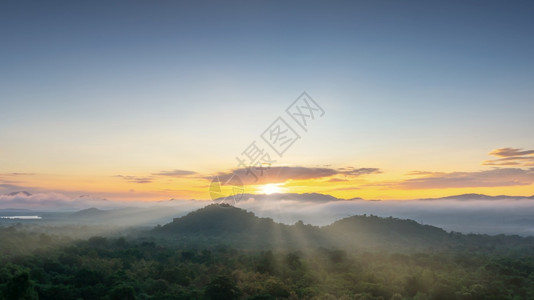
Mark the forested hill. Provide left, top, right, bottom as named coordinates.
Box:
left=155, top=204, right=325, bottom=249
left=154, top=204, right=534, bottom=253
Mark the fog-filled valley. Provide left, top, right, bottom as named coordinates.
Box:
left=3, top=193, right=534, bottom=236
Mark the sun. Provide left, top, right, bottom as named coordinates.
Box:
left=258, top=183, right=285, bottom=195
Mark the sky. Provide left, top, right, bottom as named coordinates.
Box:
left=1, top=0, right=533, bottom=203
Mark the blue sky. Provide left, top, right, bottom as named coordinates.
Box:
left=1, top=0, right=533, bottom=200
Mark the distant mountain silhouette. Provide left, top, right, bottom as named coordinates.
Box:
left=216, top=192, right=340, bottom=202
left=0, top=208, right=34, bottom=213
left=421, top=193, right=534, bottom=201
left=47, top=206, right=200, bottom=227
left=213, top=192, right=534, bottom=202
left=70, top=207, right=107, bottom=218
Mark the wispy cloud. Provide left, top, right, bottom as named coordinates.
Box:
left=490, top=148, right=534, bottom=157
left=213, top=166, right=381, bottom=185
left=0, top=177, right=31, bottom=193
left=115, top=169, right=197, bottom=184
left=405, top=171, right=444, bottom=176
left=338, top=167, right=381, bottom=176
left=0, top=173, right=36, bottom=176
left=395, top=168, right=534, bottom=189
left=152, top=169, right=197, bottom=177
left=483, top=147, right=534, bottom=167
left=115, top=175, right=153, bottom=184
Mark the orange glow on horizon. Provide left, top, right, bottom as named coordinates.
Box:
left=2, top=168, right=533, bottom=202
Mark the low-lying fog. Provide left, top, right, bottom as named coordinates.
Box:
left=2, top=193, right=534, bottom=236
left=236, top=198, right=534, bottom=236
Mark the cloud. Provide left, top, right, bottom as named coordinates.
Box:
left=216, top=166, right=336, bottom=185
left=0, top=192, right=111, bottom=210
left=115, top=169, right=197, bottom=184
left=484, top=157, right=534, bottom=167
left=213, top=166, right=381, bottom=185
left=395, top=168, right=534, bottom=189
left=115, top=175, right=153, bottom=184
left=405, top=171, right=444, bottom=176
left=0, top=178, right=32, bottom=192
left=339, top=167, right=381, bottom=176
left=153, top=169, right=197, bottom=177
left=489, top=148, right=534, bottom=157
left=484, top=147, right=534, bottom=167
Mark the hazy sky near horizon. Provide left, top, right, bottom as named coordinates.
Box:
left=1, top=1, right=533, bottom=201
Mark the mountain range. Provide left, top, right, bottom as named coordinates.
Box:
left=216, top=192, right=534, bottom=202
left=2, top=191, right=533, bottom=206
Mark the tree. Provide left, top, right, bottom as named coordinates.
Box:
left=204, top=275, right=240, bottom=300
left=256, top=251, right=275, bottom=274
left=404, top=275, right=423, bottom=297
left=285, top=252, right=302, bottom=271
left=110, top=284, right=136, bottom=300
left=4, top=271, right=38, bottom=300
